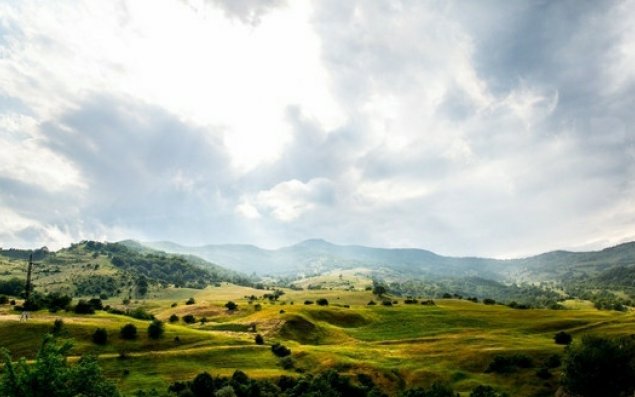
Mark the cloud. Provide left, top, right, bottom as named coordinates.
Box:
left=0, top=0, right=634, bottom=257
left=199, top=0, right=287, bottom=25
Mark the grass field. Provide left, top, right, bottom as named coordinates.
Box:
left=1, top=284, right=634, bottom=396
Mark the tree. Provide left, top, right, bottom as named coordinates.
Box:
left=183, top=314, right=196, bottom=324
left=0, top=335, right=119, bottom=396
left=562, top=336, right=635, bottom=397
left=120, top=323, right=137, bottom=340
left=554, top=331, right=572, bottom=345
left=191, top=372, right=215, bottom=397
left=255, top=334, right=264, bottom=345
left=147, top=320, right=164, bottom=339
left=316, top=298, right=329, bottom=306
left=225, top=301, right=238, bottom=311
left=169, top=314, right=179, bottom=323
left=93, top=328, right=108, bottom=345
left=51, top=319, right=64, bottom=336
left=74, top=299, right=95, bottom=314
left=271, top=343, right=291, bottom=357
left=186, top=297, right=196, bottom=305
left=135, top=276, right=148, bottom=298
left=372, top=285, right=386, bottom=296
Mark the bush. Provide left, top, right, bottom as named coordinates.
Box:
left=470, top=385, right=507, bottom=397
left=545, top=354, right=561, bottom=369
left=254, top=304, right=262, bottom=311
left=554, top=331, right=572, bottom=345
left=381, top=300, right=393, bottom=306
left=483, top=298, right=496, bottom=305
left=92, top=328, right=108, bottom=345
left=128, top=307, right=154, bottom=320
left=74, top=300, right=95, bottom=314
left=169, top=314, right=179, bottom=323
left=147, top=320, right=164, bottom=339
left=186, top=297, right=195, bottom=305
left=280, top=356, right=294, bottom=369
left=88, top=298, right=103, bottom=310
left=316, top=298, right=329, bottom=306
left=225, top=301, right=238, bottom=311
left=183, top=314, right=196, bottom=324
left=485, top=354, right=533, bottom=373
left=562, top=336, right=635, bottom=397
left=271, top=343, right=291, bottom=357
left=255, top=334, right=264, bottom=345
left=120, top=323, right=137, bottom=340
left=51, top=318, right=64, bottom=335
left=191, top=372, right=215, bottom=396
left=367, top=300, right=377, bottom=305
left=304, top=300, right=314, bottom=305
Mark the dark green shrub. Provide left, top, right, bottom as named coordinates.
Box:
left=92, top=328, right=108, bottom=345
left=120, top=323, right=137, bottom=340
left=255, top=334, right=264, bottom=345
left=74, top=300, right=95, bottom=314
left=169, top=314, right=179, bottom=323
left=271, top=343, right=291, bottom=357
left=562, top=336, right=635, bottom=397
left=554, top=331, right=572, bottom=345
left=183, top=314, right=196, bottom=324
left=147, top=320, right=164, bottom=339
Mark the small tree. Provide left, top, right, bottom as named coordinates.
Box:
left=316, top=298, right=329, bottom=306
left=74, top=300, right=95, bottom=314
left=92, top=328, right=108, bottom=345
left=271, top=343, right=291, bottom=357
left=183, top=314, right=196, bottom=324
left=191, top=372, right=215, bottom=396
left=255, top=334, right=264, bottom=345
left=51, top=318, right=64, bottom=336
left=147, top=320, right=164, bottom=339
left=225, top=301, right=238, bottom=311
left=169, top=314, right=179, bottom=323
left=186, top=297, right=195, bottom=305
left=554, top=331, right=572, bottom=345
left=372, top=285, right=387, bottom=296
left=120, top=323, right=137, bottom=340
left=562, top=336, right=635, bottom=397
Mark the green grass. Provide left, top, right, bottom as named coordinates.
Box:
left=1, top=285, right=634, bottom=396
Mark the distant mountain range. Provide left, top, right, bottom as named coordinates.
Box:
left=140, top=239, right=635, bottom=283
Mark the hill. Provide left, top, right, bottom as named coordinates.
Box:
left=0, top=241, right=253, bottom=299
left=143, top=239, right=635, bottom=283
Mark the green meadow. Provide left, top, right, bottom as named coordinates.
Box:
left=1, top=283, right=634, bottom=396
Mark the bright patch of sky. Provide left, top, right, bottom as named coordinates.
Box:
left=1, top=0, right=634, bottom=258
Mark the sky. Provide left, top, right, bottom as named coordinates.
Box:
left=0, top=0, right=634, bottom=258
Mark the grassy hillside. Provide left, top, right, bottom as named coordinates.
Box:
left=0, top=241, right=253, bottom=299
left=1, top=282, right=634, bottom=396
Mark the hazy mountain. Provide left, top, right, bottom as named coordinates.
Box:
left=140, top=239, right=635, bottom=281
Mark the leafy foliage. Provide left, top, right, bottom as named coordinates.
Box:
left=147, top=320, right=164, bottom=339
left=562, top=335, right=635, bottom=397
left=120, top=323, right=138, bottom=340
left=0, top=335, right=119, bottom=397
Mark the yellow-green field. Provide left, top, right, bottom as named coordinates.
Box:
left=1, top=284, right=634, bottom=396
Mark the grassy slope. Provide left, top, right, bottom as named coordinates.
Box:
left=1, top=283, right=634, bottom=396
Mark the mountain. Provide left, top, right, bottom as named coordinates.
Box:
left=141, top=239, right=635, bottom=281
left=0, top=240, right=253, bottom=298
